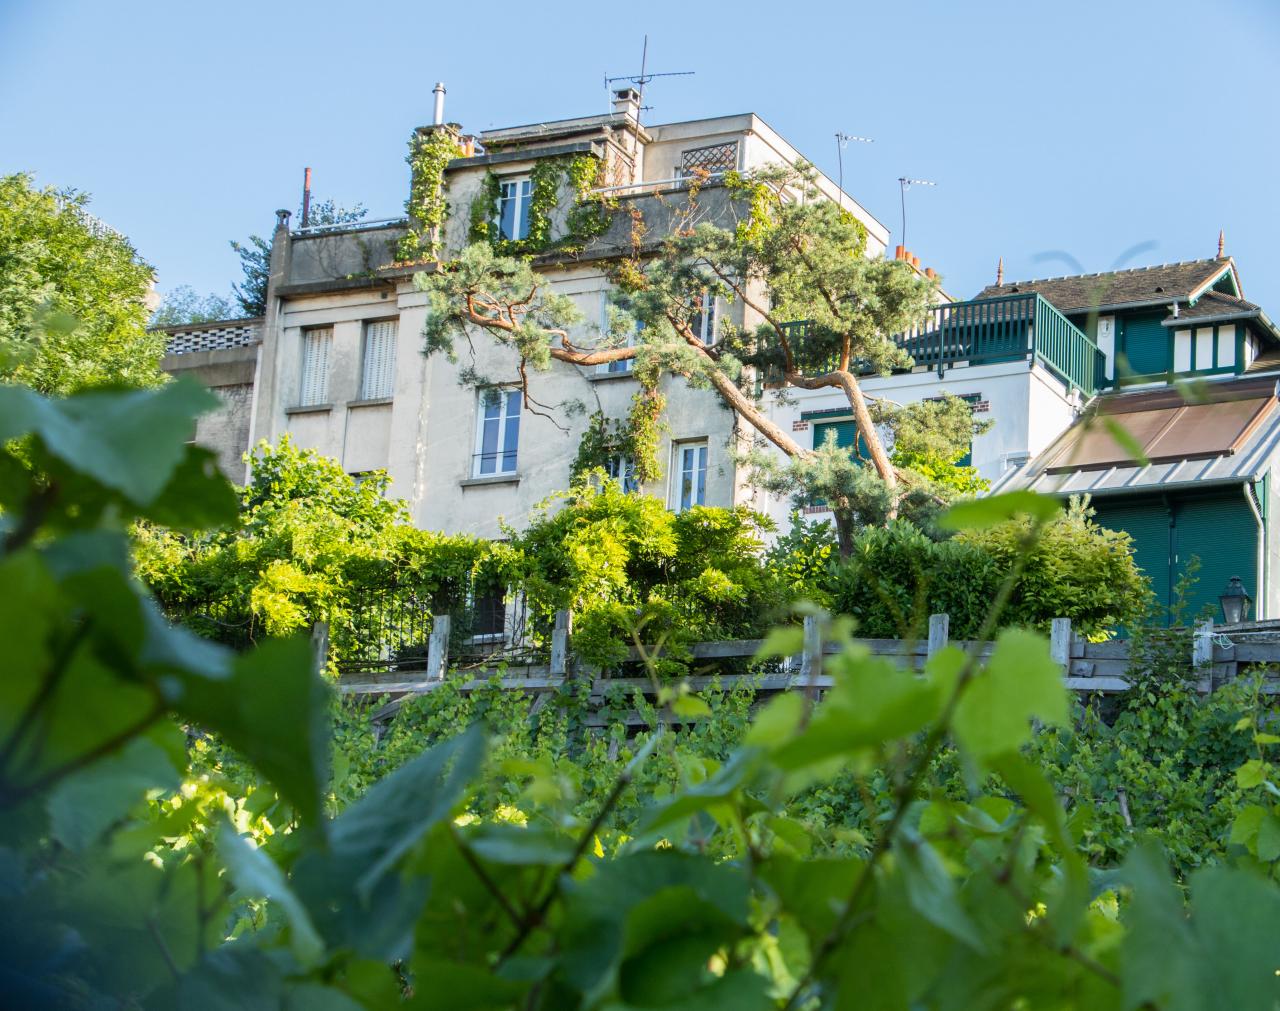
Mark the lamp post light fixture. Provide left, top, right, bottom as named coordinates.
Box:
left=1219, top=576, right=1253, bottom=625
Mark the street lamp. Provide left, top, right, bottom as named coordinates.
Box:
left=1219, top=576, right=1253, bottom=625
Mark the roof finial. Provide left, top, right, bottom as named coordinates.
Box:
left=996, top=257, right=1004, bottom=286
left=1217, top=229, right=1225, bottom=258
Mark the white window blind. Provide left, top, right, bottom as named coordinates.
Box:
left=361, top=319, right=398, bottom=400
left=300, top=328, right=332, bottom=406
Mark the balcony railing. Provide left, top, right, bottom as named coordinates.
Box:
left=769, top=293, right=1103, bottom=397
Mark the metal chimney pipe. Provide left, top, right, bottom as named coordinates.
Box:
left=301, top=167, right=312, bottom=227
left=432, top=82, right=446, bottom=126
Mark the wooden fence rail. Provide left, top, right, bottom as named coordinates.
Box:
left=332, top=613, right=1280, bottom=723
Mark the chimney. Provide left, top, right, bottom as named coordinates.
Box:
left=895, top=244, right=906, bottom=261
left=432, top=82, right=446, bottom=126
left=1218, top=229, right=1225, bottom=258
left=925, top=267, right=937, bottom=280
left=996, top=257, right=1004, bottom=285
left=911, top=254, right=920, bottom=269
left=612, top=88, right=641, bottom=121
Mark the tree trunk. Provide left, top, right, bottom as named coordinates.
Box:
left=833, top=370, right=896, bottom=492
left=832, top=508, right=856, bottom=559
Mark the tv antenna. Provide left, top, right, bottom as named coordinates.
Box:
left=605, top=35, right=694, bottom=124
left=898, top=176, right=937, bottom=251
left=834, top=133, right=873, bottom=208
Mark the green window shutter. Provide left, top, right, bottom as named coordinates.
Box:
left=812, top=419, right=868, bottom=460
left=1117, top=312, right=1169, bottom=379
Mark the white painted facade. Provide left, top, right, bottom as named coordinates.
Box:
left=245, top=94, right=1086, bottom=543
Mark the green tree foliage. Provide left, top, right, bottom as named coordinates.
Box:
left=508, top=477, right=789, bottom=668
left=10, top=401, right=1280, bottom=1009
left=824, top=498, right=1151, bottom=639
left=150, top=284, right=238, bottom=326
left=137, top=437, right=511, bottom=654
left=0, top=172, right=162, bottom=393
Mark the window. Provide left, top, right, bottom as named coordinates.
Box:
left=1174, top=324, right=1236, bottom=373
left=605, top=455, right=640, bottom=493
left=498, top=177, right=532, bottom=241
left=677, top=141, right=739, bottom=180
left=694, top=289, right=719, bottom=345
left=469, top=590, right=507, bottom=641
left=360, top=319, right=397, bottom=400
left=674, top=441, right=708, bottom=511
left=598, top=292, right=641, bottom=374
left=473, top=388, right=521, bottom=476
left=299, top=327, right=332, bottom=406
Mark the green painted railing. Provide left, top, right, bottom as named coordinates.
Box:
left=768, top=293, right=1103, bottom=396
left=1031, top=295, right=1104, bottom=396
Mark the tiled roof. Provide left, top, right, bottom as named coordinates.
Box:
left=1163, top=290, right=1261, bottom=323
left=974, top=258, right=1233, bottom=314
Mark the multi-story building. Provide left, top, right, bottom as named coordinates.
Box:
left=242, top=88, right=894, bottom=540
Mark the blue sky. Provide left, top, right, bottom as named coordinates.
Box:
left=3, top=0, right=1278, bottom=310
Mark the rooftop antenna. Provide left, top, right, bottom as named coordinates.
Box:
left=605, top=37, right=694, bottom=183
left=898, top=176, right=936, bottom=252
left=834, top=133, right=873, bottom=212
left=605, top=36, right=695, bottom=124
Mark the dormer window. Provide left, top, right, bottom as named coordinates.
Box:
left=498, top=177, right=532, bottom=241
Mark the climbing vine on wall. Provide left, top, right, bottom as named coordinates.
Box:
left=468, top=154, right=615, bottom=257
left=571, top=388, right=667, bottom=486
left=397, top=126, right=464, bottom=263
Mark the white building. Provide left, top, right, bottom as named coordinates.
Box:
left=171, top=87, right=1100, bottom=542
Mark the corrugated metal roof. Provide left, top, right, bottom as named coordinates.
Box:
left=991, top=377, right=1280, bottom=497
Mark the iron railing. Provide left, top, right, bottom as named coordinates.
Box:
left=765, top=293, right=1104, bottom=396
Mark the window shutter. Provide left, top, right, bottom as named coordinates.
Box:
left=300, top=328, right=332, bottom=405
left=361, top=319, right=398, bottom=400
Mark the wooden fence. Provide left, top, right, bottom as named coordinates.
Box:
left=331, top=613, right=1280, bottom=722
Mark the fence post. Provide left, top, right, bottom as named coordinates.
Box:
left=550, top=609, right=572, bottom=677
left=427, top=614, right=451, bottom=680
left=927, top=613, right=949, bottom=660
left=1193, top=619, right=1215, bottom=687
left=310, top=620, right=329, bottom=674
left=799, top=614, right=822, bottom=682
left=1050, top=618, right=1072, bottom=669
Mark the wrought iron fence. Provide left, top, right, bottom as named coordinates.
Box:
left=156, top=590, right=257, bottom=650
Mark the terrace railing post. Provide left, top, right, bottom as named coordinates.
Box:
left=427, top=614, right=451, bottom=680
left=927, top=613, right=949, bottom=661
left=550, top=609, right=572, bottom=677
left=1193, top=619, right=1217, bottom=689
left=1050, top=618, right=1071, bottom=669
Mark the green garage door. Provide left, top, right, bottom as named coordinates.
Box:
left=1092, top=491, right=1259, bottom=625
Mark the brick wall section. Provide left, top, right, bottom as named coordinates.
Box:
left=159, top=318, right=263, bottom=355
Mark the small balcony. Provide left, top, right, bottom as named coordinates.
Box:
left=771, top=292, right=1104, bottom=397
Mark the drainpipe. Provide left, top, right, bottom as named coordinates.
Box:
left=1243, top=482, right=1266, bottom=618
left=1162, top=492, right=1176, bottom=620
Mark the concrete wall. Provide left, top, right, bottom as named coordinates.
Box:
left=160, top=343, right=260, bottom=483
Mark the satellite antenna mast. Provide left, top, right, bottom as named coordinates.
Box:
left=605, top=36, right=694, bottom=182
left=834, top=133, right=873, bottom=210
left=898, top=176, right=937, bottom=252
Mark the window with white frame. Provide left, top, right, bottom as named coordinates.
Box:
left=598, top=292, right=641, bottom=374
left=677, top=141, right=738, bottom=180
left=605, top=454, right=639, bottom=493
left=473, top=388, right=522, bottom=476
left=360, top=318, right=398, bottom=400
left=299, top=327, right=332, bottom=406
left=694, top=289, right=719, bottom=345
left=498, top=177, right=532, bottom=241
left=673, top=441, right=708, bottom=511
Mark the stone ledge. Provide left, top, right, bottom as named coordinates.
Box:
left=347, top=397, right=394, bottom=409
left=460, top=474, right=520, bottom=488
left=285, top=403, right=333, bottom=416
